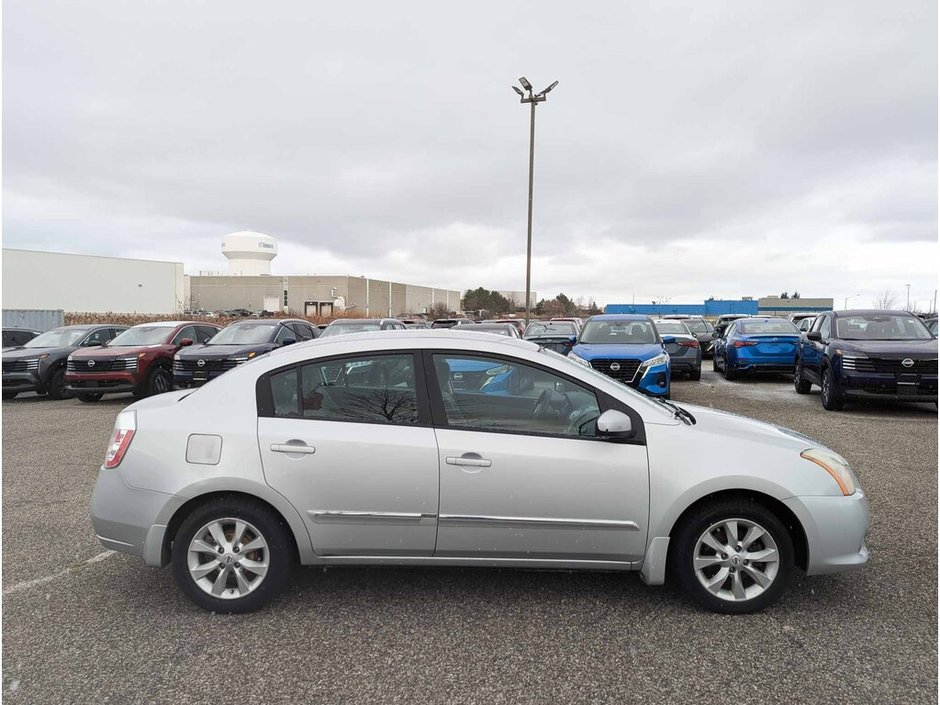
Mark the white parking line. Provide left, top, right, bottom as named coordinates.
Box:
left=2, top=550, right=117, bottom=596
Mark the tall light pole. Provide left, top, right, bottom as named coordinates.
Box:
left=512, top=76, right=558, bottom=325
left=844, top=293, right=859, bottom=309
left=905, top=284, right=911, bottom=311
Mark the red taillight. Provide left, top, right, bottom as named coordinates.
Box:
left=104, top=410, right=137, bottom=469
left=733, top=340, right=758, bottom=348
left=678, top=340, right=700, bottom=348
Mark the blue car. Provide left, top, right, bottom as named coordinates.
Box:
left=712, top=317, right=801, bottom=380
left=567, top=314, right=673, bottom=397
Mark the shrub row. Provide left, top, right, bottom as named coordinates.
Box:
left=63, top=311, right=370, bottom=327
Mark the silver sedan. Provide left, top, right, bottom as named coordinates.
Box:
left=91, top=331, right=869, bottom=614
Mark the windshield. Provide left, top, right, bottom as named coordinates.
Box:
left=208, top=323, right=279, bottom=345
left=465, top=326, right=514, bottom=336
left=24, top=328, right=89, bottom=348
left=835, top=314, right=933, bottom=340
left=320, top=322, right=382, bottom=337
left=109, top=326, right=172, bottom=346
left=525, top=322, right=577, bottom=338
left=579, top=319, right=657, bottom=344
left=738, top=320, right=799, bottom=335
left=652, top=320, right=690, bottom=335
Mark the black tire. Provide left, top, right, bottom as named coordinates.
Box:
left=3, top=391, right=18, bottom=400
left=821, top=365, right=845, bottom=411
left=77, top=392, right=104, bottom=403
left=723, top=355, right=738, bottom=381
left=147, top=365, right=172, bottom=397
left=689, top=366, right=702, bottom=381
left=172, top=496, right=294, bottom=614
left=793, top=358, right=811, bottom=394
left=47, top=367, right=74, bottom=400
left=712, top=354, right=720, bottom=372
left=672, top=497, right=794, bottom=614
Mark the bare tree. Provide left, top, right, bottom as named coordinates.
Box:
left=872, top=290, right=899, bottom=310
left=427, top=302, right=451, bottom=320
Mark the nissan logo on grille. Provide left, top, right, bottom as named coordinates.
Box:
left=197, top=359, right=206, bottom=368
left=610, top=362, right=621, bottom=371
left=901, top=358, right=914, bottom=368
left=87, top=360, right=95, bottom=367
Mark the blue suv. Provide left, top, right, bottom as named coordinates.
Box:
left=568, top=314, right=673, bottom=397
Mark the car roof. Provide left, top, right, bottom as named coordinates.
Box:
left=228, top=318, right=307, bottom=325
left=328, top=318, right=400, bottom=324
left=587, top=314, right=650, bottom=322
left=833, top=309, right=916, bottom=317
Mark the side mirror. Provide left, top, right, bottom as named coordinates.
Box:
left=82, top=339, right=103, bottom=347
left=711, top=331, right=720, bottom=338
left=661, top=335, right=676, bottom=345
left=179, top=338, right=194, bottom=347
left=282, top=337, right=296, bottom=346
left=567, top=335, right=577, bottom=344
left=597, top=409, right=634, bottom=441
left=806, top=331, right=822, bottom=342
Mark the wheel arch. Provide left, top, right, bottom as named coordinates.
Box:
left=665, top=489, right=809, bottom=573
left=161, top=488, right=315, bottom=568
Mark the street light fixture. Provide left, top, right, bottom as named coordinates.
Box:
left=905, top=284, right=911, bottom=311
left=844, top=294, right=859, bottom=309
left=512, top=76, right=559, bottom=325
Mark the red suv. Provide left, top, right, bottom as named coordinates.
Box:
left=65, top=321, right=220, bottom=402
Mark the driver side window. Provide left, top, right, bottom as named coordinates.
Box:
left=432, top=354, right=600, bottom=438
left=819, top=317, right=831, bottom=340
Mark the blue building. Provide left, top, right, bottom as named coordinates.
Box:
left=605, top=297, right=833, bottom=318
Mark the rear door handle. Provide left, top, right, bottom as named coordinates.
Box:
left=271, top=441, right=316, bottom=455
left=446, top=454, right=491, bottom=468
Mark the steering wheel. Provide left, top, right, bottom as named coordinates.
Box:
left=532, top=389, right=573, bottom=420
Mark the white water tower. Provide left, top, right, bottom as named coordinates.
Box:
left=221, top=231, right=278, bottom=276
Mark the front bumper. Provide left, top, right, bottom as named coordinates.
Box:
left=635, top=364, right=670, bottom=397
left=91, top=465, right=184, bottom=566
left=2, top=371, right=41, bottom=393
left=839, top=371, right=938, bottom=402
left=66, top=371, right=139, bottom=395
left=784, top=490, right=870, bottom=575
left=173, top=369, right=223, bottom=388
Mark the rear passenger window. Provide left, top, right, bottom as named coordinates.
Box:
left=291, top=323, right=313, bottom=341
left=299, top=354, right=418, bottom=425
left=197, top=327, right=217, bottom=343
left=270, top=368, right=300, bottom=417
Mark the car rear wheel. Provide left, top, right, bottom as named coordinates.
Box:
left=723, top=355, right=738, bottom=381
left=821, top=366, right=844, bottom=411
left=672, top=499, right=794, bottom=614
left=689, top=366, right=702, bottom=381
left=172, top=497, right=293, bottom=613
left=793, top=358, right=811, bottom=394
left=77, top=392, right=104, bottom=403
left=47, top=368, right=73, bottom=400
left=712, top=354, right=720, bottom=372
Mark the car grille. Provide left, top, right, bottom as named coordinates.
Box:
left=589, top=358, right=641, bottom=383
left=67, top=358, right=136, bottom=372
left=3, top=359, right=39, bottom=373
left=842, top=357, right=938, bottom=374
left=174, top=358, right=238, bottom=372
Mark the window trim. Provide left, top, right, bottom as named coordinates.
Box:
left=256, top=350, right=431, bottom=427
left=421, top=349, right=646, bottom=445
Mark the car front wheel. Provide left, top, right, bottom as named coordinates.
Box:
left=47, top=368, right=74, bottom=400
left=821, top=366, right=845, bottom=411
left=172, top=497, right=293, bottom=613
left=672, top=499, right=794, bottom=614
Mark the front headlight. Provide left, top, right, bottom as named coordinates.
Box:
left=639, top=352, right=669, bottom=376
left=568, top=353, right=590, bottom=367
left=801, top=448, right=857, bottom=496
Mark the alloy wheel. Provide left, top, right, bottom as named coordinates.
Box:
left=693, top=518, right=779, bottom=602
left=187, top=518, right=270, bottom=600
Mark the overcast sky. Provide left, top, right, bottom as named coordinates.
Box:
left=3, top=1, right=938, bottom=309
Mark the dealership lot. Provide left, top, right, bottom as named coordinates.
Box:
left=2, top=371, right=936, bottom=704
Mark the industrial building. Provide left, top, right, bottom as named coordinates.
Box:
left=2, top=248, right=186, bottom=314
left=606, top=296, right=834, bottom=318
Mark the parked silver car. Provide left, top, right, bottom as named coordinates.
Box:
left=91, top=331, right=869, bottom=614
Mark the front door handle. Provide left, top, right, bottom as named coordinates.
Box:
left=445, top=453, right=492, bottom=468
left=271, top=441, right=316, bottom=455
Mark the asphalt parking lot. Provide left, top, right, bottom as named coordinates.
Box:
left=2, top=371, right=937, bottom=705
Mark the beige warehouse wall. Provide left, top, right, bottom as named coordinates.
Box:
left=2, top=249, right=185, bottom=314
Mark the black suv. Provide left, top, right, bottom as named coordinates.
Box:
left=3, top=325, right=127, bottom=400
left=795, top=310, right=937, bottom=410
left=174, top=318, right=319, bottom=388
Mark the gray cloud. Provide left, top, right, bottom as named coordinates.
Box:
left=3, top=0, right=937, bottom=308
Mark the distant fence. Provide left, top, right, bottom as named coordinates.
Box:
left=2, top=309, right=65, bottom=332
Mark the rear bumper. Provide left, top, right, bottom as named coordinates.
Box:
left=784, top=491, right=870, bottom=575
left=2, top=371, right=41, bottom=393
left=91, top=465, right=183, bottom=567
left=66, top=371, right=139, bottom=395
